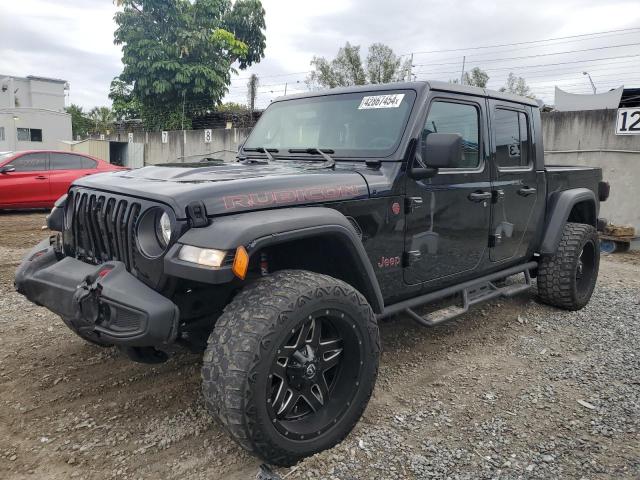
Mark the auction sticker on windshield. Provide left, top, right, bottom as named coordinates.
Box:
left=358, top=94, right=405, bottom=109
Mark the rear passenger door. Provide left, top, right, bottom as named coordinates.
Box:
left=49, top=153, right=97, bottom=200
left=488, top=101, right=540, bottom=262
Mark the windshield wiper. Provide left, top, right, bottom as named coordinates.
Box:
left=242, top=147, right=278, bottom=163
left=288, top=148, right=336, bottom=169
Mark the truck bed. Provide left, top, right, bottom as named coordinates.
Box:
left=545, top=164, right=602, bottom=195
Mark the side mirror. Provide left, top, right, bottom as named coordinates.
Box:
left=422, top=133, right=462, bottom=169
left=0, top=165, right=16, bottom=174
left=409, top=133, right=463, bottom=180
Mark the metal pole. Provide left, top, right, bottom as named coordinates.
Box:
left=583, top=72, right=597, bottom=94
left=181, top=91, right=186, bottom=130
left=460, top=56, right=466, bottom=84
left=284, top=83, right=287, bottom=95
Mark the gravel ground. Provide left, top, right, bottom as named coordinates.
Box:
left=1, top=213, right=638, bottom=480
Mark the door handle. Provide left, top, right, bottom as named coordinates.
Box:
left=517, top=187, right=537, bottom=197
left=35, top=175, right=47, bottom=180
left=468, top=191, right=492, bottom=202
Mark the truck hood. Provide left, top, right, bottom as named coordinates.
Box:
left=72, top=161, right=371, bottom=219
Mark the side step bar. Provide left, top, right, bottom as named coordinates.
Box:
left=378, top=261, right=537, bottom=327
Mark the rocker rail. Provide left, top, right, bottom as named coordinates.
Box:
left=378, top=261, right=538, bottom=324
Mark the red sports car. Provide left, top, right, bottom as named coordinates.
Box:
left=0, top=150, right=127, bottom=209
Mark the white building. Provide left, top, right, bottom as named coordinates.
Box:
left=0, top=75, right=72, bottom=151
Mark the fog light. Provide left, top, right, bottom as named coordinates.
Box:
left=178, top=245, right=226, bottom=268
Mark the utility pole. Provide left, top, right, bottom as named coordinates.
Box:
left=181, top=90, right=186, bottom=130
left=284, top=82, right=288, bottom=96
left=460, top=56, right=466, bottom=84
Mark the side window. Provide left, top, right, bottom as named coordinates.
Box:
left=16, top=128, right=43, bottom=142
left=422, top=101, right=480, bottom=169
left=494, top=109, right=529, bottom=169
left=10, top=153, right=48, bottom=172
left=30, top=129, right=43, bottom=142
left=50, top=153, right=85, bottom=170
left=82, top=157, right=97, bottom=169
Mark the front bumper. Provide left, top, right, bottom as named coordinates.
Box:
left=15, top=238, right=180, bottom=347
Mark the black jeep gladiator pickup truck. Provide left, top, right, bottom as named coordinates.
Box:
left=15, top=81, right=609, bottom=465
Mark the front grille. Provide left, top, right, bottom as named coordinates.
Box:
left=67, top=189, right=141, bottom=270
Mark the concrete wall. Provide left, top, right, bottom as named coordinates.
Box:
left=58, top=139, right=110, bottom=162
left=0, top=108, right=72, bottom=151
left=130, top=127, right=250, bottom=165
left=542, top=109, right=640, bottom=232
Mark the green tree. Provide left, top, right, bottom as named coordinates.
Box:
left=463, top=67, right=489, bottom=87
left=308, top=42, right=366, bottom=88
left=65, top=104, right=92, bottom=139
left=216, top=102, right=249, bottom=113
left=366, top=43, right=407, bottom=84
left=500, top=72, right=535, bottom=98
left=308, top=42, right=411, bottom=89
left=109, top=77, right=142, bottom=121
left=88, top=107, right=116, bottom=135
left=113, top=0, right=266, bottom=130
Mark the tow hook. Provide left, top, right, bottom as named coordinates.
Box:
left=120, top=346, right=169, bottom=364
left=73, top=276, right=103, bottom=324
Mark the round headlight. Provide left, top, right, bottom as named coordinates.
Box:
left=158, top=211, right=172, bottom=247
left=137, top=208, right=173, bottom=259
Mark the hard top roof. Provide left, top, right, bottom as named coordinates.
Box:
left=273, top=80, right=539, bottom=108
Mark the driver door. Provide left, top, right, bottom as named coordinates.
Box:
left=404, top=94, right=491, bottom=286
left=0, top=152, right=50, bottom=207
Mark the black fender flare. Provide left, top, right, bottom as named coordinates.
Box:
left=540, top=188, right=597, bottom=255
left=173, top=207, right=385, bottom=313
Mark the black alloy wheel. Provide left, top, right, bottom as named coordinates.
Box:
left=266, top=310, right=362, bottom=441
left=202, top=270, right=379, bottom=466
left=538, top=222, right=600, bottom=310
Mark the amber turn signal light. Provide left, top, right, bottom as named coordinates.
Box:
left=232, top=246, right=249, bottom=280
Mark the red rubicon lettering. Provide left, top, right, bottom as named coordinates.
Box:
left=223, top=184, right=363, bottom=210
left=223, top=195, right=249, bottom=209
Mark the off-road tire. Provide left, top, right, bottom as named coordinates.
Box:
left=60, top=316, right=114, bottom=347
left=537, top=222, right=599, bottom=310
left=201, top=270, right=380, bottom=466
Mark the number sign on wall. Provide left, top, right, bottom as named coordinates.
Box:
left=616, top=108, right=640, bottom=135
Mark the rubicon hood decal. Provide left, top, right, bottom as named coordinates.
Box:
left=73, top=162, right=370, bottom=217
left=223, top=185, right=363, bottom=211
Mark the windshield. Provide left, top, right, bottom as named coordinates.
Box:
left=244, top=90, right=416, bottom=158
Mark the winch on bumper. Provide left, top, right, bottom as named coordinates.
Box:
left=15, top=237, right=180, bottom=347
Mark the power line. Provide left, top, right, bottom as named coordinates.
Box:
left=400, top=26, right=640, bottom=56
left=412, top=42, right=640, bottom=67
left=413, top=53, right=640, bottom=76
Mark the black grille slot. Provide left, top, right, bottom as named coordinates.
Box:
left=69, top=190, right=141, bottom=269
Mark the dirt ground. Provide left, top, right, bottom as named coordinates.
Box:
left=1, top=213, right=638, bottom=480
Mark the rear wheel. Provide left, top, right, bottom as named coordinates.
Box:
left=537, top=222, right=599, bottom=310
left=202, top=270, right=379, bottom=466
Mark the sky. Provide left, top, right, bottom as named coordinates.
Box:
left=1, top=0, right=639, bottom=110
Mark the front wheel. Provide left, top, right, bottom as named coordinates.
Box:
left=202, top=270, right=380, bottom=466
left=537, top=222, right=600, bottom=310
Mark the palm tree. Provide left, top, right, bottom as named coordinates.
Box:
left=88, top=106, right=115, bottom=135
